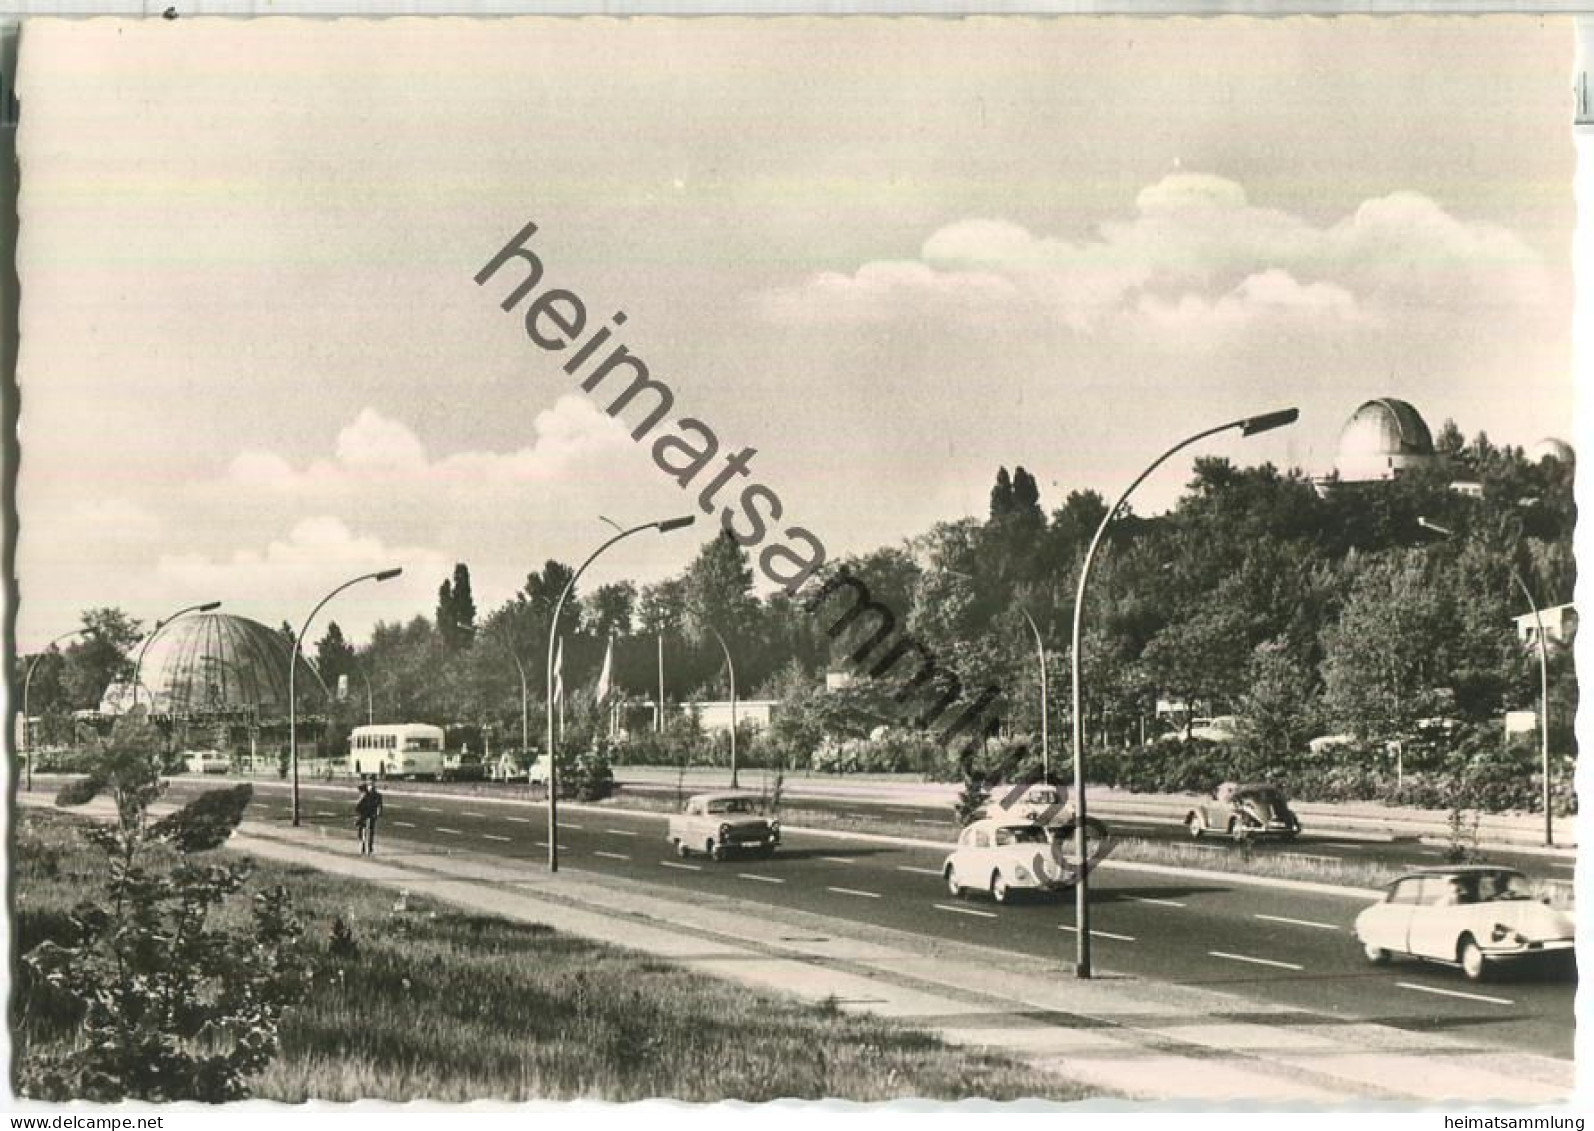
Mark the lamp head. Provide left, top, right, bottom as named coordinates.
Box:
left=374, top=567, right=403, bottom=582
left=655, top=515, right=697, bottom=534
left=1417, top=517, right=1455, bottom=538
left=198, top=601, right=222, bottom=613
left=1239, top=408, right=1300, bottom=437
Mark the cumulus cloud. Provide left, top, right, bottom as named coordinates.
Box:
left=755, top=173, right=1548, bottom=335
left=229, top=393, right=633, bottom=492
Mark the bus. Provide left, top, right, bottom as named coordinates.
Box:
left=349, top=723, right=446, bottom=780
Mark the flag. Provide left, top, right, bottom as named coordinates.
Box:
left=552, top=636, right=565, bottom=704
left=595, top=635, right=614, bottom=702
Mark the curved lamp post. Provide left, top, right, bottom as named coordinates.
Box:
left=477, top=620, right=530, bottom=761
left=1419, top=516, right=1553, bottom=846
left=131, top=601, right=223, bottom=710
left=1017, top=607, right=1049, bottom=785
left=704, top=624, right=738, bottom=789
left=290, top=568, right=402, bottom=826
left=22, top=628, right=87, bottom=791
left=546, top=515, right=695, bottom=872
left=1070, top=407, right=1297, bottom=978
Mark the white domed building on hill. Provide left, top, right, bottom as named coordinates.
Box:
left=1329, top=397, right=1438, bottom=484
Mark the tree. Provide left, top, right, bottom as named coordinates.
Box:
left=22, top=710, right=307, bottom=1101
left=683, top=529, right=759, bottom=642
left=584, top=581, right=638, bottom=639
left=60, top=608, right=143, bottom=711
left=1240, top=638, right=1320, bottom=756
left=436, top=562, right=477, bottom=649
left=314, top=621, right=358, bottom=697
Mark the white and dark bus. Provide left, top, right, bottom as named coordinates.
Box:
left=349, top=723, right=446, bottom=780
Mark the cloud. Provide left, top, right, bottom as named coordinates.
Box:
left=229, top=393, right=633, bottom=492
left=755, top=173, right=1548, bottom=336
left=154, top=516, right=453, bottom=636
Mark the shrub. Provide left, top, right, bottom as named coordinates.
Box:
left=149, top=784, right=254, bottom=853
left=19, top=708, right=307, bottom=1103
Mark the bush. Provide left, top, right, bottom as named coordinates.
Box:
left=149, top=784, right=254, bottom=853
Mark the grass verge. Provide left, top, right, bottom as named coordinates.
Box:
left=13, top=808, right=1100, bottom=1103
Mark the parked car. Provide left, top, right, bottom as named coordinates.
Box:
left=182, top=749, right=229, bottom=775
left=943, top=817, right=1076, bottom=903
left=667, top=792, right=780, bottom=860
left=1185, top=781, right=1301, bottom=840
left=1354, top=866, right=1575, bottom=982
left=441, top=752, right=485, bottom=782
left=524, top=754, right=553, bottom=787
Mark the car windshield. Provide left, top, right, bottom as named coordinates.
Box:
left=707, top=798, right=755, bottom=815
left=995, top=826, right=1048, bottom=846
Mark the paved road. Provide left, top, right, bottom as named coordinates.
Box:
left=176, top=779, right=1576, bottom=1061
left=614, top=778, right=1576, bottom=883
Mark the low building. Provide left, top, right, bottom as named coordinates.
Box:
left=1514, top=603, right=1576, bottom=649
left=685, top=699, right=780, bottom=736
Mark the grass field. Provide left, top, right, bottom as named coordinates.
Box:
left=12, top=808, right=1099, bottom=1103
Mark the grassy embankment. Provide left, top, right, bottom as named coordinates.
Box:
left=12, top=807, right=1099, bottom=1103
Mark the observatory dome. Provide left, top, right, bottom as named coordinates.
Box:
left=100, top=613, right=320, bottom=718
left=1333, top=398, right=1436, bottom=482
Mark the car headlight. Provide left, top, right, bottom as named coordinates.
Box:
left=1489, top=923, right=1527, bottom=945
left=1015, top=865, right=1032, bottom=882
left=719, top=822, right=731, bottom=837
left=769, top=820, right=780, bottom=835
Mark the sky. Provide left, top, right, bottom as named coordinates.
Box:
left=12, top=16, right=1578, bottom=652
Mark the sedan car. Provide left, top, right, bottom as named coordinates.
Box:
left=1354, top=866, right=1575, bottom=982
left=1185, top=781, right=1301, bottom=841
left=943, top=818, right=1076, bottom=903
left=667, top=792, right=780, bottom=861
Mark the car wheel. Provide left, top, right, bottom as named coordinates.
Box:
left=1186, top=813, right=1204, bottom=839
left=990, top=871, right=1011, bottom=904
left=675, top=838, right=690, bottom=858
left=709, top=839, right=725, bottom=862
left=1361, top=939, right=1391, bottom=965
left=945, top=865, right=962, bottom=898
left=1227, top=818, right=1246, bottom=843
left=1459, top=935, right=1488, bottom=982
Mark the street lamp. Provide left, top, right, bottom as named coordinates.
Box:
left=1070, top=407, right=1297, bottom=977
left=546, top=514, right=696, bottom=871
left=131, top=601, right=223, bottom=710
left=478, top=620, right=530, bottom=762
left=22, top=628, right=86, bottom=792
left=1017, top=607, right=1049, bottom=785
left=290, top=568, right=402, bottom=826
left=704, top=624, right=738, bottom=789
left=1418, top=516, right=1554, bottom=846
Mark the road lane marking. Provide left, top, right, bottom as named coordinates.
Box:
left=533, top=842, right=570, bottom=850
left=315, top=811, right=338, bottom=818
left=738, top=873, right=784, bottom=884
left=563, top=823, right=585, bottom=830
left=483, top=834, right=511, bottom=843
left=934, top=903, right=997, bottom=919
left=420, top=807, right=443, bottom=813
left=392, top=821, right=417, bottom=828
left=1396, top=982, right=1514, bottom=1006
left=461, top=811, right=487, bottom=818
left=820, top=856, right=856, bottom=865
left=605, top=829, right=638, bottom=837
left=897, top=866, right=944, bottom=876
left=826, top=887, right=882, bottom=899
left=594, top=851, right=630, bottom=861
left=505, top=817, right=533, bottom=824
left=1254, top=913, right=1339, bottom=932
left=913, top=819, right=947, bottom=826
left=1059, top=925, right=1136, bottom=942
left=435, top=827, right=463, bottom=836
left=1209, top=950, right=1303, bottom=971
left=1319, top=842, right=1362, bottom=850
left=659, top=861, right=701, bottom=872
left=1125, top=895, right=1186, bottom=908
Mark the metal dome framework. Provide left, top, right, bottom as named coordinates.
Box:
left=100, top=613, right=322, bottom=721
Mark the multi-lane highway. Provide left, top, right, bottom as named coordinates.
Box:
left=614, top=772, right=1578, bottom=883
left=179, top=778, right=1576, bottom=1060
